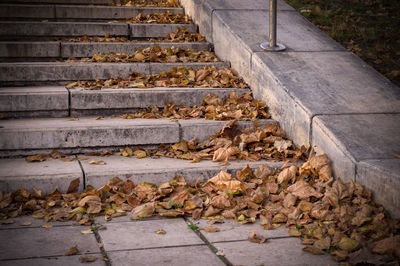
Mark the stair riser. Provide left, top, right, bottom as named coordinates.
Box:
left=0, top=120, right=275, bottom=156
left=0, top=42, right=211, bottom=59
left=0, top=62, right=229, bottom=85
left=0, top=5, right=183, bottom=20
left=0, top=22, right=196, bottom=40
left=0, top=87, right=248, bottom=118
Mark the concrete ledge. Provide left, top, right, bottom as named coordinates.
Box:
left=0, top=62, right=228, bottom=83
left=0, top=158, right=83, bottom=194
left=357, top=159, right=400, bottom=219
left=70, top=87, right=248, bottom=115
left=0, top=86, right=69, bottom=118
left=0, top=41, right=60, bottom=58
left=129, top=23, right=197, bottom=38
left=61, top=41, right=211, bottom=58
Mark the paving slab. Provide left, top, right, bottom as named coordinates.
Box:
left=357, top=159, right=400, bottom=219
left=0, top=21, right=128, bottom=38
left=69, top=87, right=248, bottom=116
left=0, top=4, right=55, bottom=19
left=0, top=86, right=68, bottom=118
left=61, top=41, right=211, bottom=58
left=0, top=215, right=76, bottom=230
left=312, top=114, right=400, bottom=182
left=0, top=62, right=228, bottom=84
left=0, top=41, right=60, bottom=58
left=188, top=219, right=289, bottom=243
left=99, top=218, right=203, bottom=251
left=0, top=117, right=180, bottom=152
left=82, top=155, right=287, bottom=188
left=55, top=6, right=183, bottom=20
left=0, top=158, right=83, bottom=193
left=130, top=23, right=197, bottom=38
left=0, top=225, right=100, bottom=260
left=0, top=255, right=105, bottom=266
left=214, top=237, right=338, bottom=266
left=108, top=245, right=224, bottom=266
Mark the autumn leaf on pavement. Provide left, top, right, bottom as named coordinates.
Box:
left=66, top=178, right=80, bottom=193
left=202, top=226, right=220, bottom=232
left=248, top=231, right=267, bottom=244
left=63, top=245, right=79, bottom=256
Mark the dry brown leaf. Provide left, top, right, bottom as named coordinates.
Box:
left=66, top=178, right=80, bottom=194
left=202, top=226, right=220, bottom=232
left=63, top=245, right=79, bottom=256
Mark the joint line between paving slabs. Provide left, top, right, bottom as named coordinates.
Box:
left=66, top=88, right=71, bottom=117
left=183, top=217, right=233, bottom=266
left=211, top=235, right=294, bottom=245
left=106, top=243, right=207, bottom=253
left=92, top=228, right=112, bottom=266
left=77, top=159, right=86, bottom=190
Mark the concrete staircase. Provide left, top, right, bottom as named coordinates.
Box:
left=0, top=0, right=285, bottom=193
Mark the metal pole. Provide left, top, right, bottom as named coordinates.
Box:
left=260, top=0, right=286, bottom=51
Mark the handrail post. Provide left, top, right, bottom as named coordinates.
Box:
left=260, top=0, right=286, bottom=51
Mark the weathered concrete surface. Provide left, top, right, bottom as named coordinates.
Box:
left=0, top=215, right=75, bottom=230
left=0, top=21, right=128, bottom=38
left=130, top=23, right=197, bottom=38
left=99, top=218, right=203, bottom=251
left=357, top=159, right=400, bottom=219
left=189, top=219, right=289, bottom=242
left=69, top=87, right=248, bottom=115
left=0, top=86, right=68, bottom=118
left=0, top=255, right=105, bottom=266
left=0, top=62, right=228, bottom=83
left=0, top=158, right=83, bottom=193
left=108, top=245, right=224, bottom=266
left=312, top=114, right=400, bottom=181
left=61, top=41, right=211, bottom=58
left=0, top=41, right=59, bottom=58
left=0, top=225, right=100, bottom=260
left=81, top=156, right=287, bottom=188
left=55, top=6, right=183, bottom=20
left=0, top=4, right=55, bottom=19
left=181, top=0, right=294, bottom=42
left=214, top=238, right=338, bottom=266
left=0, top=117, right=180, bottom=151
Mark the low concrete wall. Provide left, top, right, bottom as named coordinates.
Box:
left=180, top=0, right=400, bottom=218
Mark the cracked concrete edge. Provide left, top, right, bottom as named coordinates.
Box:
left=180, top=0, right=400, bottom=218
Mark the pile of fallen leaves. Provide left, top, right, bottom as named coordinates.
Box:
left=1, top=154, right=399, bottom=263
left=150, top=119, right=306, bottom=163
left=67, top=66, right=248, bottom=89
left=120, top=92, right=269, bottom=120
left=110, top=0, right=180, bottom=7
left=58, top=34, right=129, bottom=43
left=64, top=46, right=218, bottom=63
left=149, top=28, right=206, bottom=43
left=114, top=11, right=192, bottom=24
left=57, top=29, right=205, bottom=43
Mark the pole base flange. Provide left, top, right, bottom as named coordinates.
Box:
left=260, top=42, right=286, bottom=52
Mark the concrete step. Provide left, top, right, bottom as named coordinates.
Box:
left=0, top=156, right=288, bottom=193
left=0, top=118, right=275, bottom=156
left=0, top=41, right=211, bottom=59
left=0, top=86, right=248, bottom=118
left=0, top=21, right=196, bottom=40
left=0, top=61, right=229, bottom=86
left=0, top=4, right=183, bottom=21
